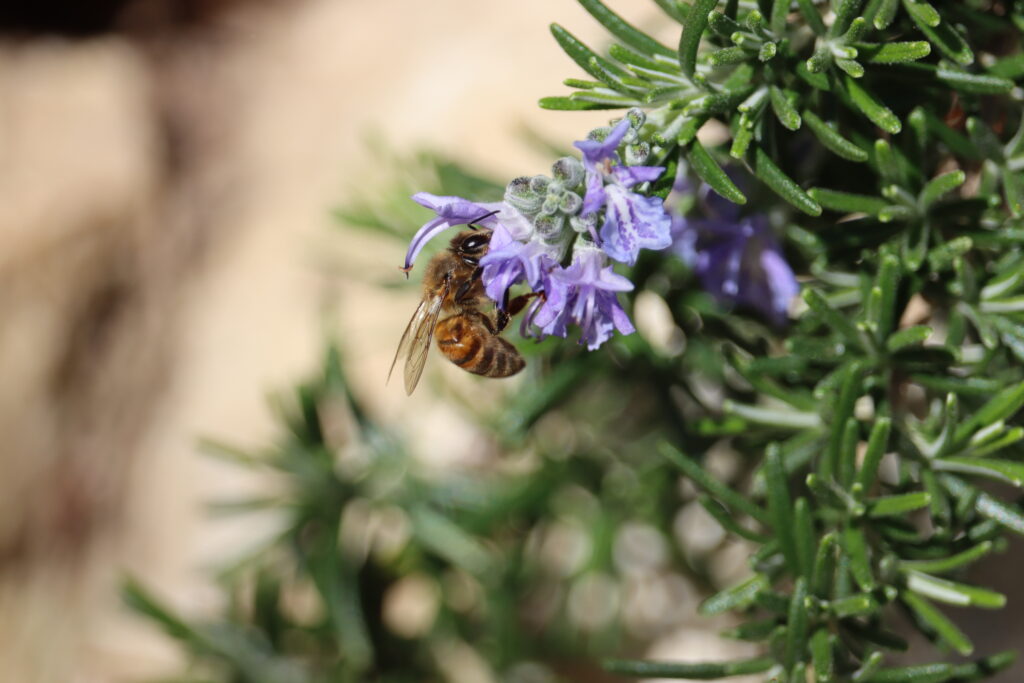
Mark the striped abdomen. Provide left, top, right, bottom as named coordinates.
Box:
left=435, top=313, right=525, bottom=378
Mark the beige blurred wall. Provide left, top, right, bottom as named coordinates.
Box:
left=0, top=1, right=676, bottom=680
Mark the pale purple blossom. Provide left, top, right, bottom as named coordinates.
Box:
left=478, top=223, right=559, bottom=307
left=402, top=193, right=533, bottom=274
left=574, top=119, right=672, bottom=266
left=671, top=180, right=798, bottom=326
left=530, top=244, right=635, bottom=350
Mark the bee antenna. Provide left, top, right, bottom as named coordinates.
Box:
left=467, top=209, right=499, bottom=230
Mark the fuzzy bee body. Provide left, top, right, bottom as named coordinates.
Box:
left=389, top=229, right=527, bottom=395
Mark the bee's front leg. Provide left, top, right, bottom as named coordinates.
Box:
left=494, top=290, right=544, bottom=333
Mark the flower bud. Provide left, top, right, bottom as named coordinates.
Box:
left=559, top=191, right=583, bottom=215
left=534, top=214, right=565, bottom=242
left=552, top=156, right=584, bottom=188
left=505, top=176, right=544, bottom=215
left=624, top=142, right=650, bottom=166
left=570, top=212, right=598, bottom=235
left=626, top=107, right=646, bottom=130
left=540, top=194, right=561, bottom=217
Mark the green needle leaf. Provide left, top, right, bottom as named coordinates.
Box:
left=700, top=573, right=771, bottom=615
left=538, top=96, right=621, bottom=110
left=934, top=457, right=1024, bottom=487
left=577, top=0, right=676, bottom=58
left=900, top=541, right=994, bottom=574
left=905, top=571, right=1006, bottom=608
left=679, top=0, right=719, bottom=77
left=857, top=41, right=931, bottom=64
left=886, top=325, right=931, bottom=351
left=870, top=0, right=899, bottom=29
left=794, top=497, right=815, bottom=578
left=802, top=111, right=869, bottom=162
left=661, top=443, right=769, bottom=523
left=811, top=629, right=835, bottom=682
left=908, top=7, right=973, bottom=65
left=921, top=170, right=966, bottom=207
left=830, top=592, right=880, bottom=617
left=603, top=656, right=775, bottom=678
left=550, top=24, right=630, bottom=84
left=843, top=525, right=876, bottom=591
left=808, top=187, right=887, bottom=213
left=767, top=446, right=799, bottom=574
left=770, top=86, right=802, bottom=131
left=686, top=140, right=747, bottom=204
left=784, top=578, right=810, bottom=670
left=844, top=76, right=902, bottom=134
left=902, top=0, right=940, bottom=27
left=953, top=381, right=1024, bottom=445
left=867, top=492, right=932, bottom=517
left=902, top=591, right=974, bottom=656
left=796, top=0, right=827, bottom=34
left=753, top=147, right=822, bottom=215
left=936, top=67, right=1014, bottom=95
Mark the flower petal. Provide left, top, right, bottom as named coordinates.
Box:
left=574, top=117, right=631, bottom=166
left=612, top=164, right=664, bottom=188
left=599, top=186, right=672, bottom=265
left=403, top=194, right=500, bottom=271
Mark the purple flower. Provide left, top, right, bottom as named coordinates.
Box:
left=402, top=193, right=536, bottom=277
left=479, top=223, right=559, bottom=307
left=672, top=210, right=798, bottom=326
left=531, top=245, right=635, bottom=350
left=574, top=119, right=672, bottom=266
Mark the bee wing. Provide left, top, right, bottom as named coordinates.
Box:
left=388, top=279, right=450, bottom=395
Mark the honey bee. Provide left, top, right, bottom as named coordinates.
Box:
left=389, top=228, right=535, bottom=395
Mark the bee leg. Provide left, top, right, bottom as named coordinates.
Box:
left=494, top=291, right=544, bottom=332
left=453, top=267, right=483, bottom=304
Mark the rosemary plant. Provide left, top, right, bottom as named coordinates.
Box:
left=129, top=1, right=1024, bottom=682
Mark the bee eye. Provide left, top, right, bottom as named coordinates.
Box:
left=461, top=234, right=489, bottom=253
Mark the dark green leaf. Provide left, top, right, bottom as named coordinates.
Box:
left=844, top=76, right=902, bottom=133
left=902, top=591, right=973, bottom=656
left=809, top=187, right=887, bottom=213
left=578, top=0, right=676, bottom=57
left=538, top=96, right=622, bottom=110
left=604, top=656, right=775, bottom=678
left=908, top=7, right=973, bottom=65
left=662, top=443, right=770, bottom=523
left=811, top=628, right=835, bottom=682
left=700, top=573, right=771, bottom=615
left=857, top=41, right=931, bottom=64
left=867, top=492, right=932, bottom=517
left=753, top=147, right=823, bottom=215
left=784, top=578, right=810, bottom=670
left=679, top=0, right=719, bottom=77
left=900, top=541, right=993, bottom=574
left=769, top=86, right=802, bottom=131
left=687, top=140, right=748, bottom=204
left=934, top=457, right=1024, bottom=487
left=767, top=446, right=799, bottom=574
left=802, top=111, right=869, bottom=162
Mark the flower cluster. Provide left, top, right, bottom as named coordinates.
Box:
left=671, top=176, right=799, bottom=326
left=401, top=109, right=799, bottom=350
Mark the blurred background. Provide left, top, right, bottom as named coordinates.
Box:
left=0, top=1, right=706, bottom=680
left=4, top=2, right=1021, bottom=682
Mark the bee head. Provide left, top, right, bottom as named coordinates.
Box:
left=451, top=229, right=492, bottom=266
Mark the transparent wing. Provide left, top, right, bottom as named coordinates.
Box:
left=388, top=298, right=428, bottom=386
left=388, top=279, right=450, bottom=395
left=404, top=285, right=449, bottom=395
